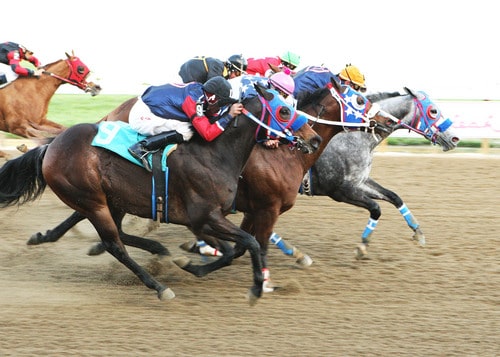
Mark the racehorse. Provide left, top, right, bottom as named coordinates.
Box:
left=0, top=85, right=321, bottom=303
left=26, top=75, right=395, bottom=291
left=262, top=88, right=460, bottom=261
left=0, top=51, right=101, bottom=139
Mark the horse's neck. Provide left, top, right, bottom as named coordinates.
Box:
left=41, top=60, right=69, bottom=93
left=193, top=116, right=258, bottom=176
left=299, top=103, right=345, bottom=170
left=375, top=95, right=415, bottom=141
left=13, top=60, right=67, bottom=98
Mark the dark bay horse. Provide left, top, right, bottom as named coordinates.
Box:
left=0, top=86, right=321, bottom=303
left=0, top=51, right=101, bottom=139
left=27, top=76, right=396, bottom=291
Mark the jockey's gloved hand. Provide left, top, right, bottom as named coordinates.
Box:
left=216, top=113, right=234, bottom=129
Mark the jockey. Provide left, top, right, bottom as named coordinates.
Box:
left=246, top=50, right=301, bottom=77
left=128, top=76, right=242, bottom=171
left=293, top=64, right=367, bottom=99
left=178, top=54, right=247, bottom=83
left=0, top=41, right=43, bottom=83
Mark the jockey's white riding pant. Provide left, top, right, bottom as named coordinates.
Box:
left=128, top=96, right=194, bottom=140
left=0, top=63, right=19, bottom=82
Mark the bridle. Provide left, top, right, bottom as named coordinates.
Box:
left=42, top=57, right=91, bottom=91
left=380, top=91, right=454, bottom=144
left=299, top=83, right=390, bottom=139
left=240, top=89, right=309, bottom=147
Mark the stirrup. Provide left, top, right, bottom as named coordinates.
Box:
left=128, top=146, right=152, bottom=172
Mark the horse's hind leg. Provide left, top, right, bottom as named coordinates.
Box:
left=365, top=178, right=426, bottom=246
left=87, top=214, right=170, bottom=257
left=28, top=211, right=86, bottom=245
left=88, top=230, right=171, bottom=257
left=90, top=211, right=175, bottom=301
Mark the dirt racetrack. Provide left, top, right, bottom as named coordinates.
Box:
left=0, top=145, right=498, bottom=357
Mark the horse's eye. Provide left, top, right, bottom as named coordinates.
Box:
left=77, top=66, right=85, bottom=74
left=351, top=95, right=365, bottom=110
left=428, top=107, right=439, bottom=120
left=279, top=107, right=291, bottom=120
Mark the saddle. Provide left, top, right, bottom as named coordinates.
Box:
left=91, top=121, right=177, bottom=222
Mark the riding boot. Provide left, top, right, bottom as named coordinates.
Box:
left=128, top=130, right=184, bottom=171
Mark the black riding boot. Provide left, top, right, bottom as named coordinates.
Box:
left=128, top=130, right=184, bottom=171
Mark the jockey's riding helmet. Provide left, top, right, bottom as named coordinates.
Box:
left=269, top=71, right=295, bottom=97
left=227, top=54, right=248, bottom=73
left=203, top=76, right=236, bottom=105
left=280, top=51, right=301, bottom=70
left=339, top=64, right=366, bottom=91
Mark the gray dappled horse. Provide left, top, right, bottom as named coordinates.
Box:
left=271, top=88, right=460, bottom=261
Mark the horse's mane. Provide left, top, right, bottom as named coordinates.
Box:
left=366, top=91, right=402, bottom=103
left=296, top=87, right=330, bottom=110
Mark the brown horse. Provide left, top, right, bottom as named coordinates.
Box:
left=0, top=85, right=321, bottom=303
left=28, top=76, right=395, bottom=291
left=0, top=51, right=101, bottom=156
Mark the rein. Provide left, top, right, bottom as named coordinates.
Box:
left=42, top=59, right=88, bottom=90
left=241, top=106, right=296, bottom=143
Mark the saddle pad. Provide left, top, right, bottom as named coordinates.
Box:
left=91, top=121, right=176, bottom=170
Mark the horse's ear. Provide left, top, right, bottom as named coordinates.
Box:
left=65, top=52, right=71, bottom=59
left=404, top=87, right=417, bottom=97
left=254, top=83, right=273, bottom=101
left=72, top=49, right=75, bottom=57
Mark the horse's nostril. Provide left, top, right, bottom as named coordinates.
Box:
left=313, top=135, right=322, bottom=150
left=452, top=137, right=460, bottom=143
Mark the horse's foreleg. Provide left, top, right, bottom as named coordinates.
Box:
left=27, top=211, right=86, bottom=245
left=269, top=232, right=313, bottom=267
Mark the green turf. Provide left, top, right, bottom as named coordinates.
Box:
left=46, top=94, right=135, bottom=126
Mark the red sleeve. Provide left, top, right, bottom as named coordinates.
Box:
left=7, top=51, right=32, bottom=76
left=182, top=96, right=224, bottom=142
left=28, top=55, right=41, bottom=67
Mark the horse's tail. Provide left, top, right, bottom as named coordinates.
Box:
left=0, top=145, right=48, bottom=208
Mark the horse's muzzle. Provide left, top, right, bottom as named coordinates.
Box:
left=294, top=134, right=322, bottom=154
left=86, top=82, right=102, bottom=96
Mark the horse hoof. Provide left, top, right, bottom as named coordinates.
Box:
left=16, top=144, right=28, bottom=153
left=87, top=242, right=106, bottom=256
left=172, top=255, right=191, bottom=269
left=159, top=287, right=175, bottom=301
left=27, top=233, right=43, bottom=245
left=179, top=241, right=198, bottom=253
left=296, top=254, right=313, bottom=267
left=355, top=243, right=368, bottom=260
left=412, top=232, right=426, bottom=247
left=246, top=289, right=260, bottom=306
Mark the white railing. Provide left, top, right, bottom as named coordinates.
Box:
left=390, top=100, right=500, bottom=139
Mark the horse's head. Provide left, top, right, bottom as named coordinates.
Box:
left=373, top=88, right=460, bottom=151
left=405, top=88, right=459, bottom=151
left=64, top=52, right=102, bottom=96
left=41, top=52, right=101, bottom=95
left=247, top=83, right=322, bottom=153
